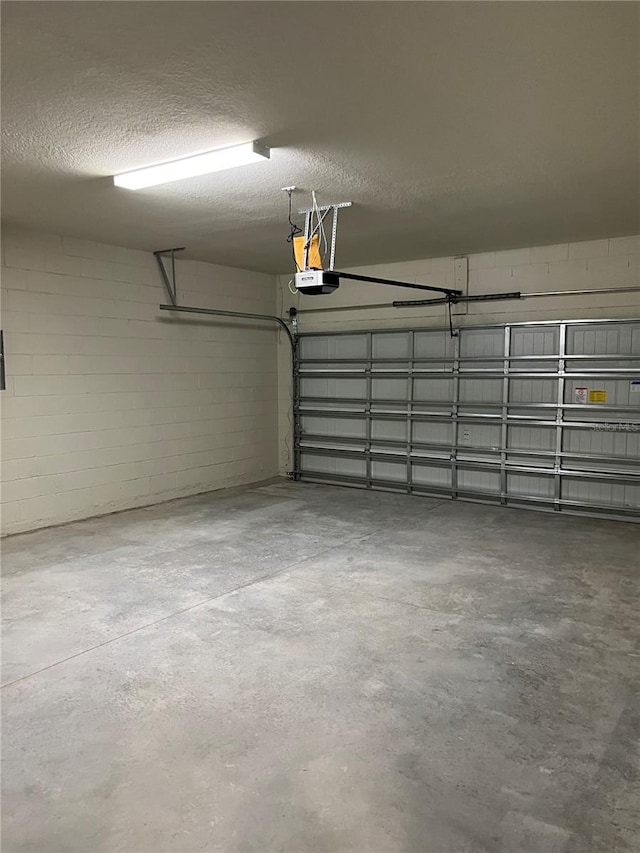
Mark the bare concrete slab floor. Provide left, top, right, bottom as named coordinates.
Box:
left=2, top=481, right=639, bottom=853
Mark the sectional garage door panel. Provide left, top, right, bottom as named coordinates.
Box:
left=295, top=320, right=640, bottom=520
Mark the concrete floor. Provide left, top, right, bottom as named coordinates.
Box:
left=1, top=481, right=639, bottom=853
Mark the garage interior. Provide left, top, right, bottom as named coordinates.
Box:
left=1, top=3, right=639, bottom=852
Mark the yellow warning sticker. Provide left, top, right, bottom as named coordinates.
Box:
left=589, top=389, right=607, bottom=403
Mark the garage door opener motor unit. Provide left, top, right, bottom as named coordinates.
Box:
left=295, top=269, right=340, bottom=295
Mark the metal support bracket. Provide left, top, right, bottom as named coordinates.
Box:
left=446, top=295, right=459, bottom=338
left=154, top=247, right=185, bottom=306
left=298, top=201, right=352, bottom=271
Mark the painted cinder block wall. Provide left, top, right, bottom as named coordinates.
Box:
left=0, top=228, right=279, bottom=535
left=2, top=229, right=638, bottom=531
left=277, top=235, right=640, bottom=473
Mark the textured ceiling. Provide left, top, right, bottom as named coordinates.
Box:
left=2, top=1, right=639, bottom=273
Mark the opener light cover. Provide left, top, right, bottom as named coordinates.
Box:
left=113, top=141, right=270, bottom=190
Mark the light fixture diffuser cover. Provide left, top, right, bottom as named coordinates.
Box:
left=113, top=141, right=270, bottom=190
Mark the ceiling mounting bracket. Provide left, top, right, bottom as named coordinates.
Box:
left=154, top=247, right=185, bottom=306
left=298, top=200, right=352, bottom=271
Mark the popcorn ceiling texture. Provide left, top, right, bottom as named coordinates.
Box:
left=2, top=2, right=638, bottom=273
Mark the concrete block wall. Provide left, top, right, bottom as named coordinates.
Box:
left=1, top=227, right=279, bottom=535
left=277, top=236, right=640, bottom=472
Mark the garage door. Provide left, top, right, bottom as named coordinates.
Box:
left=294, top=319, right=640, bottom=521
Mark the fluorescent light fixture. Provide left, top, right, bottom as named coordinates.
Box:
left=113, top=141, right=270, bottom=190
